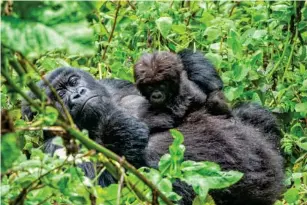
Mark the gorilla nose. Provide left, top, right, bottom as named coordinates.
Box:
left=151, top=92, right=162, bottom=100
left=70, top=88, right=87, bottom=104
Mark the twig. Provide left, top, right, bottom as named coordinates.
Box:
left=16, top=126, right=65, bottom=132
left=267, top=29, right=291, bottom=78
left=117, top=170, right=125, bottom=205
left=281, top=29, right=296, bottom=82
left=127, top=0, right=136, bottom=10
left=101, top=1, right=121, bottom=69
left=37, top=194, right=54, bottom=205
left=229, top=1, right=240, bottom=17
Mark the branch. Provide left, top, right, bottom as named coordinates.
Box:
left=101, top=1, right=121, bottom=70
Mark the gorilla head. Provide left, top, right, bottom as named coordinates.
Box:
left=47, top=68, right=111, bottom=129
left=23, top=68, right=110, bottom=127
left=134, top=52, right=183, bottom=107
left=134, top=51, right=207, bottom=118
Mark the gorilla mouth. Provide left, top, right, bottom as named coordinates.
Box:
left=150, top=95, right=165, bottom=105
left=80, top=95, right=100, bottom=113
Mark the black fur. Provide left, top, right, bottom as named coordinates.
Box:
left=178, top=49, right=231, bottom=117
left=178, top=49, right=223, bottom=94
left=233, top=103, right=281, bottom=150
left=145, top=111, right=284, bottom=205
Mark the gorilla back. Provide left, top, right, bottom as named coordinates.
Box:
left=146, top=109, right=284, bottom=205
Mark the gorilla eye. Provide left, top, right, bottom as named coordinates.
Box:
left=68, top=76, right=79, bottom=86
left=57, top=89, right=66, bottom=98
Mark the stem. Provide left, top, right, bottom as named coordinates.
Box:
left=267, top=30, right=291, bottom=78
left=9, top=59, right=44, bottom=101
left=281, top=30, right=296, bottom=82
left=101, top=1, right=121, bottom=69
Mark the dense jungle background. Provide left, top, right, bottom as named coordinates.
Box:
left=1, top=1, right=307, bottom=205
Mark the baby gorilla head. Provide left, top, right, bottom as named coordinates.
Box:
left=134, top=52, right=184, bottom=107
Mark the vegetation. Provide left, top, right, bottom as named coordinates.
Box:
left=1, top=1, right=306, bottom=204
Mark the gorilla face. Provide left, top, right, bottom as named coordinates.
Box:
left=42, top=68, right=111, bottom=129
left=138, top=81, right=179, bottom=107
left=134, top=52, right=182, bottom=108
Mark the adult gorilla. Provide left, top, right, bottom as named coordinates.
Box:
left=22, top=68, right=149, bottom=186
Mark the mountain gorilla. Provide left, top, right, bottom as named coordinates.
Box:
left=22, top=68, right=149, bottom=185
left=134, top=51, right=284, bottom=205
left=22, top=51, right=284, bottom=205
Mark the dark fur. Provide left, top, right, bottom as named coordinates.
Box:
left=134, top=52, right=284, bottom=205
left=233, top=103, right=282, bottom=150
left=178, top=49, right=231, bottom=116
left=145, top=111, right=284, bottom=205
left=22, top=67, right=149, bottom=186
left=178, top=49, right=223, bottom=94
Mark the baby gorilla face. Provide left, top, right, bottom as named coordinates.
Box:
left=134, top=51, right=183, bottom=108
left=138, top=81, right=177, bottom=107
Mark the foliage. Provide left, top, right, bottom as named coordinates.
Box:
left=1, top=1, right=307, bottom=205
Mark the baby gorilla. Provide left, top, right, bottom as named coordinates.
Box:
left=134, top=51, right=230, bottom=131
left=134, top=52, right=284, bottom=205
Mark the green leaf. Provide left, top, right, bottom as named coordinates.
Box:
left=284, top=188, right=299, bottom=203
left=172, top=24, right=186, bottom=34
left=199, top=12, right=214, bottom=26
left=296, top=138, right=307, bottom=151
left=233, top=63, right=249, bottom=81
left=295, top=103, right=307, bottom=113
left=252, top=30, right=267, bottom=40
left=227, top=30, right=242, bottom=58
left=170, top=129, right=184, bottom=146
left=205, top=53, right=222, bottom=68
left=159, top=154, right=172, bottom=175
left=1, top=133, right=21, bottom=173
left=44, top=106, right=59, bottom=126
left=204, top=27, right=220, bottom=42
left=156, top=17, right=173, bottom=38
left=224, top=86, right=244, bottom=101
left=1, top=16, right=95, bottom=58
